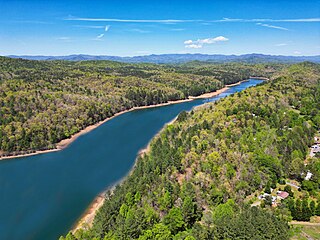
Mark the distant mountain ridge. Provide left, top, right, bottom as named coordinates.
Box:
left=7, top=53, right=320, bottom=63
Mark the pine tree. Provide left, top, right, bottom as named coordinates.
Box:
left=287, top=198, right=296, bottom=220
left=315, top=203, right=320, bottom=216
left=302, top=199, right=312, bottom=221
left=309, top=200, right=316, bottom=215
left=295, top=199, right=302, bottom=221
left=265, top=182, right=271, bottom=194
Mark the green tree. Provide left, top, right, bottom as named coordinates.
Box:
left=182, top=196, right=197, bottom=228
left=302, top=199, right=312, bottom=221
left=163, top=207, right=185, bottom=234
left=315, top=203, right=320, bottom=216
left=159, top=190, right=172, bottom=211
left=265, top=182, right=271, bottom=194
left=212, top=199, right=235, bottom=224
left=139, top=223, right=171, bottom=240
left=310, top=200, right=316, bottom=215
left=284, top=185, right=294, bottom=197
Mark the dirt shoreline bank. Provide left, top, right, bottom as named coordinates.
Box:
left=0, top=85, right=234, bottom=161
left=71, top=110, right=179, bottom=232
left=69, top=79, right=256, bottom=232
left=0, top=99, right=194, bottom=161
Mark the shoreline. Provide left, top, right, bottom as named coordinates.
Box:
left=0, top=99, right=193, bottom=161
left=0, top=86, right=230, bottom=161
left=72, top=191, right=107, bottom=232
left=226, top=79, right=249, bottom=87
left=72, top=108, right=179, bottom=232
left=69, top=79, right=256, bottom=232
left=189, top=86, right=229, bottom=99
left=249, top=76, right=269, bottom=80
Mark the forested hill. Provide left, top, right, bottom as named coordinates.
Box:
left=0, top=57, right=279, bottom=157
left=62, top=62, right=320, bottom=239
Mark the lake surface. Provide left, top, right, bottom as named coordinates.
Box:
left=0, top=79, right=262, bottom=240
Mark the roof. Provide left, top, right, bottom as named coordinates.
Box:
left=277, top=191, right=289, bottom=199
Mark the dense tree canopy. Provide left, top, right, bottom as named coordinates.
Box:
left=0, top=57, right=281, bottom=156
left=61, top=62, right=319, bottom=239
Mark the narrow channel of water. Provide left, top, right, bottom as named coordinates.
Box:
left=0, top=79, right=262, bottom=240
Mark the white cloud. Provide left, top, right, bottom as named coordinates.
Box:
left=213, top=17, right=320, bottom=23
left=105, top=25, right=110, bottom=31
left=184, top=36, right=229, bottom=48
left=91, top=34, right=104, bottom=41
left=97, top=34, right=104, bottom=38
left=56, top=37, right=73, bottom=42
left=276, top=18, right=320, bottom=22
left=185, top=44, right=202, bottom=49
left=198, top=36, right=229, bottom=43
left=66, top=16, right=320, bottom=24
left=256, top=23, right=289, bottom=31
left=275, top=43, right=288, bottom=47
left=170, top=28, right=185, bottom=31
left=73, top=25, right=105, bottom=29
left=65, top=16, right=198, bottom=23
left=184, top=40, right=193, bottom=44
left=129, top=28, right=150, bottom=33
left=294, top=51, right=301, bottom=54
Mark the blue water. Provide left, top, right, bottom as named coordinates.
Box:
left=0, top=79, right=262, bottom=240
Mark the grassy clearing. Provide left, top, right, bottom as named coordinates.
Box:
left=291, top=225, right=320, bottom=240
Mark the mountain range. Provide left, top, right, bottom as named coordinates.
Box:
left=7, top=53, right=320, bottom=64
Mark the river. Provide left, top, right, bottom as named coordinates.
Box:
left=0, top=79, right=262, bottom=240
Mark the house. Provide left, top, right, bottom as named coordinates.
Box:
left=277, top=191, right=289, bottom=199
left=258, top=193, right=277, bottom=204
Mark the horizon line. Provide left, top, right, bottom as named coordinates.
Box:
left=4, top=53, right=320, bottom=58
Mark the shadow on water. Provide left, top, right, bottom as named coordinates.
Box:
left=0, top=79, right=262, bottom=240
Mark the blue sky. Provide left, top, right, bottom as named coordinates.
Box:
left=0, top=0, right=319, bottom=56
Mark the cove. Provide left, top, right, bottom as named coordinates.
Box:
left=0, top=79, right=262, bottom=240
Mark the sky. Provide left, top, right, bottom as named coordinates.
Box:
left=0, top=0, right=319, bottom=56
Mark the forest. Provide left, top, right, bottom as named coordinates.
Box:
left=60, top=62, right=320, bottom=240
left=0, top=57, right=280, bottom=156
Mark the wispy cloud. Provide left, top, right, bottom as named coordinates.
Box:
left=256, top=23, right=289, bottom=31
left=275, top=43, right=288, bottom=47
left=212, top=17, right=320, bottom=23
left=185, top=44, right=202, bottom=49
left=65, top=16, right=198, bottom=23
left=184, top=36, right=229, bottom=48
left=91, top=34, right=104, bottom=41
left=294, top=51, right=302, bottom=54
left=276, top=18, right=320, bottom=22
left=56, top=37, right=73, bottom=42
left=129, top=28, right=150, bottom=33
left=170, top=28, right=185, bottom=31
left=65, top=17, right=320, bottom=30
left=73, top=25, right=105, bottom=29
left=97, top=34, right=104, bottom=38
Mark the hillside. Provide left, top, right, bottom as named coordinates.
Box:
left=62, top=63, right=320, bottom=239
left=0, top=57, right=280, bottom=157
